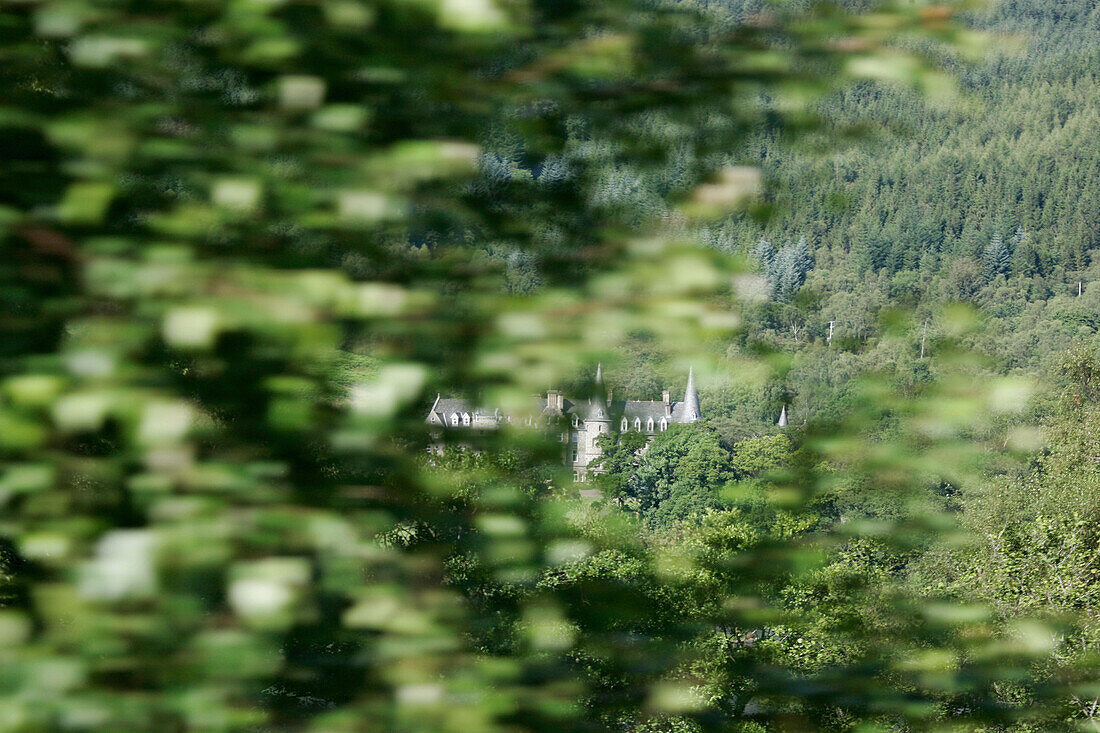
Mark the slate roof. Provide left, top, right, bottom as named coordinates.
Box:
left=428, top=368, right=701, bottom=429
left=619, top=400, right=672, bottom=421
left=670, top=402, right=695, bottom=423
left=428, top=396, right=500, bottom=427
left=433, top=398, right=473, bottom=418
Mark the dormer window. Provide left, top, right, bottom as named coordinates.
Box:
left=633, top=417, right=641, bottom=431
left=462, top=413, right=471, bottom=426
left=621, top=417, right=628, bottom=431
left=659, top=418, right=667, bottom=431
left=646, top=418, right=654, bottom=432
left=451, top=414, right=458, bottom=426
left=572, top=415, right=579, bottom=427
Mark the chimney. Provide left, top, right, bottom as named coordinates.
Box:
left=662, top=389, right=670, bottom=404
left=547, top=389, right=563, bottom=411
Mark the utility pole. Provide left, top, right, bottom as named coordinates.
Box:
left=920, top=318, right=929, bottom=359
left=1080, top=281, right=1083, bottom=297
left=827, top=320, right=835, bottom=345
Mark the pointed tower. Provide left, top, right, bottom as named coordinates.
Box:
left=682, top=366, right=701, bottom=423
left=588, top=363, right=610, bottom=423
left=777, top=405, right=788, bottom=428
left=581, top=364, right=612, bottom=478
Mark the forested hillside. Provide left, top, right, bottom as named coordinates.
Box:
left=639, top=0, right=1100, bottom=436
left=743, top=0, right=1100, bottom=277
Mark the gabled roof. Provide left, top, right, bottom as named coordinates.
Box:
left=427, top=397, right=476, bottom=425
left=433, top=398, right=472, bottom=417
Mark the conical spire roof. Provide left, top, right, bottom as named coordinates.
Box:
left=587, top=397, right=609, bottom=421
left=586, top=363, right=610, bottom=421
left=778, top=405, right=788, bottom=428
left=682, top=366, right=701, bottom=422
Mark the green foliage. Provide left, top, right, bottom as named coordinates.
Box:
left=2, top=0, right=1090, bottom=730
left=590, top=428, right=649, bottom=502
left=633, top=424, right=735, bottom=526
left=910, top=349, right=1100, bottom=726
left=684, top=0, right=1100, bottom=432
left=983, top=233, right=1012, bottom=282
left=754, top=236, right=813, bottom=302
left=731, top=434, right=790, bottom=478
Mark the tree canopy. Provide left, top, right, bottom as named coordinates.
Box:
left=3, top=0, right=1099, bottom=730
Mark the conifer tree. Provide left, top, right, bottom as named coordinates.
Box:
left=982, top=232, right=1011, bottom=280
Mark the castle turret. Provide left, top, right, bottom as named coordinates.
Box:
left=580, top=366, right=612, bottom=474
left=778, top=405, right=788, bottom=428
left=587, top=365, right=610, bottom=423
left=590, top=362, right=610, bottom=421
left=682, top=366, right=701, bottom=423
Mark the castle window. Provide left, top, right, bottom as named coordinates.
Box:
left=646, top=418, right=654, bottom=432
left=571, top=449, right=578, bottom=463
left=573, top=472, right=579, bottom=482
left=572, top=415, right=579, bottom=427
left=621, top=417, right=628, bottom=431
left=451, top=414, right=458, bottom=426
left=633, top=417, right=641, bottom=431
left=659, top=418, right=667, bottom=431
left=462, top=413, right=470, bottom=426
left=571, top=432, right=578, bottom=443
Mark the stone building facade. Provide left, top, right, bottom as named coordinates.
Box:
left=425, top=366, right=702, bottom=482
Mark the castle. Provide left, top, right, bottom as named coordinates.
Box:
left=426, top=366, right=701, bottom=482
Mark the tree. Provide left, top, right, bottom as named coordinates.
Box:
left=910, top=348, right=1100, bottom=726
left=1010, top=227, right=1044, bottom=278
left=731, top=434, right=791, bottom=478
left=590, top=429, right=649, bottom=503
left=632, top=424, right=735, bottom=526
left=759, top=237, right=814, bottom=302
left=983, top=232, right=1012, bottom=281
left=754, top=238, right=777, bottom=270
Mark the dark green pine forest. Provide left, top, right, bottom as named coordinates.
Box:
left=721, top=0, right=1100, bottom=427
left=537, top=0, right=1100, bottom=439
